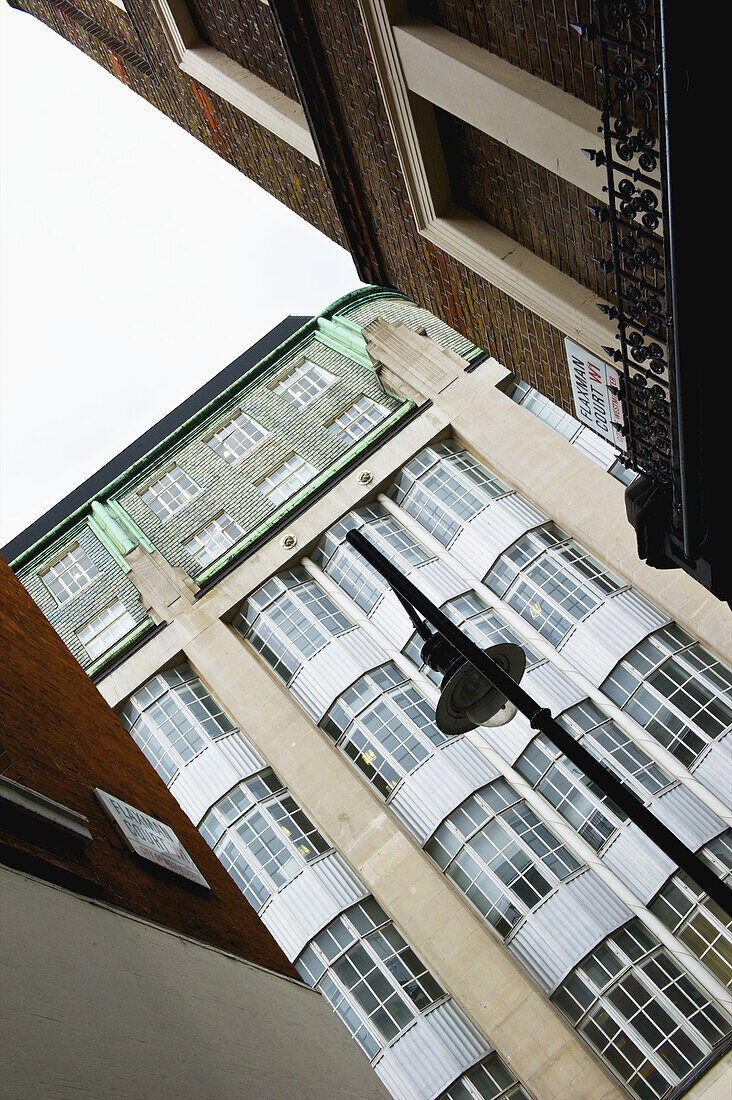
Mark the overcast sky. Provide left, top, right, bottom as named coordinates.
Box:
left=0, top=4, right=362, bottom=546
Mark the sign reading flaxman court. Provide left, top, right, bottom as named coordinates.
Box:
left=95, top=789, right=209, bottom=888
left=565, top=338, right=626, bottom=450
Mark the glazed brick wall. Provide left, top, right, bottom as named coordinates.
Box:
left=116, top=338, right=403, bottom=579
left=187, top=0, right=299, bottom=99
left=19, top=525, right=150, bottom=672
left=434, top=111, right=615, bottom=303
left=11, top=0, right=345, bottom=245
left=0, top=557, right=299, bottom=978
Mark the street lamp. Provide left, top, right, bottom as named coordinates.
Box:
left=346, top=527, right=732, bottom=917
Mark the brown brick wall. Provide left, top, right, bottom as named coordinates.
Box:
left=408, top=0, right=601, bottom=109
left=11, top=0, right=346, bottom=246
left=434, top=111, right=614, bottom=303
left=0, top=557, right=299, bottom=979
left=187, top=0, right=299, bottom=99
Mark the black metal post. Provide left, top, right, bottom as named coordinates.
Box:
left=346, top=528, right=732, bottom=917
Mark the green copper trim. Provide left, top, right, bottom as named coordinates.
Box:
left=88, top=503, right=134, bottom=573
left=106, top=499, right=156, bottom=554
left=85, top=619, right=153, bottom=677
left=9, top=285, right=443, bottom=574
left=194, top=400, right=413, bottom=586
left=315, top=316, right=372, bottom=369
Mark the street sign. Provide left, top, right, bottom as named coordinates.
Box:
left=95, top=789, right=209, bottom=888
left=565, top=338, right=626, bottom=449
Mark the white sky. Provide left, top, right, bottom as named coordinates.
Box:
left=0, top=4, right=362, bottom=546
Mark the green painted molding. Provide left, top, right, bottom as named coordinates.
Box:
left=315, top=316, right=373, bottom=369
left=194, top=400, right=413, bottom=586
left=88, top=501, right=138, bottom=572
left=106, top=499, right=155, bottom=554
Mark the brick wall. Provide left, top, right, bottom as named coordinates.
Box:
left=0, top=556, right=299, bottom=977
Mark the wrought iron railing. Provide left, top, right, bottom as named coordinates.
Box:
left=572, top=1, right=674, bottom=491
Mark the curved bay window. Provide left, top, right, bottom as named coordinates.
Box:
left=389, top=440, right=511, bottom=546
left=437, top=1055, right=530, bottom=1100
left=312, top=503, right=433, bottom=614
left=425, top=778, right=581, bottom=938
left=119, top=663, right=236, bottom=784
left=321, top=663, right=451, bottom=797
left=552, top=920, right=732, bottom=1100
left=199, top=767, right=332, bottom=911
left=295, top=898, right=445, bottom=1060
left=234, top=567, right=353, bottom=681
left=602, top=624, right=732, bottom=771
left=484, top=523, right=622, bottom=647
left=650, top=833, right=732, bottom=990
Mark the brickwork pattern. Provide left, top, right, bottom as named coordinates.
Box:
left=117, top=339, right=402, bottom=578
left=11, top=0, right=345, bottom=245
left=409, top=0, right=600, bottom=109
left=19, top=525, right=150, bottom=672
left=187, top=0, right=299, bottom=99
left=0, top=557, right=299, bottom=978
left=434, top=113, right=614, bottom=302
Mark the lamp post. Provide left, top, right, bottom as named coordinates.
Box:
left=346, top=527, right=732, bottom=917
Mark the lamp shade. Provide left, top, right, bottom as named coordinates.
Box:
left=432, top=642, right=526, bottom=735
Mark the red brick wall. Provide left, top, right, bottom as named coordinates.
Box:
left=0, top=558, right=299, bottom=978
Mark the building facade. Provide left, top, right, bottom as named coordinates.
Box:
left=5, top=286, right=731, bottom=1099
left=9, top=0, right=722, bottom=597
left=0, top=557, right=392, bottom=1099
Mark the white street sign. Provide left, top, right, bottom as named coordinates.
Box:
left=95, top=789, right=209, bottom=888
left=565, top=338, right=626, bottom=449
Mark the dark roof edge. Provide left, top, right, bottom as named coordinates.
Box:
left=1, top=316, right=309, bottom=566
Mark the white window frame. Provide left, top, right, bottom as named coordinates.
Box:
left=139, top=465, right=201, bottom=521
left=328, top=395, right=390, bottom=444
left=40, top=544, right=100, bottom=606
left=206, top=410, right=268, bottom=464
left=272, top=360, right=337, bottom=408
left=258, top=453, right=317, bottom=505
left=148, top=0, right=317, bottom=160
left=183, top=511, right=244, bottom=567
left=356, top=1, right=617, bottom=362
left=76, top=599, right=137, bottom=660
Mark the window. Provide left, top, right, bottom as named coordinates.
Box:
left=207, top=411, right=267, bottom=464
left=515, top=734, right=623, bottom=853
left=296, top=899, right=444, bottom=1061
left=651, top=832, right=732, bottom=989
left=76, top=599, right=137, bottom=660
left=236, top=569, right=353, bottom=681
left=329, top=396, right=389, bottom=444
left=201, top=767, right=331, bottom=911
left=322, top=664, right=449, bottom=798
left=258, top=454, right=317, bottom=506
left=485, top=525, right=622, bottom=646
left=120, top=663, right=236, bottom=785
left=273, top=360, right=336, bottom=407
left=602, top=625, right=732, bottom=770
left=553, top=920, right=731, bottom=1099
left=438, top=1054, right=530, bottom=1100
left=390, top=441, right=510, bottom=546
left=41, top=544, right=100, bottom=605
left=313, top=504, right=432, bottom=613
left=140, top=466, right=200, bottom=520
left=426, top=778, right=580, bottom=937
left=184, top=512, right=244, bottom=567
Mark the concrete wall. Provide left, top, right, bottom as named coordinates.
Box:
left=0, top=866, right=389, bottom=1100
